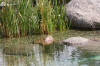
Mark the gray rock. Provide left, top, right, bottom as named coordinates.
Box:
left=0, top=2, right=7, bottom=6
left=0, top=2, right=16, bottom=8
left=66, top=0, right=100, bottom=28
left=62, top=37, right=89, bottom=46
left=61, top=37, right=100, bottom=55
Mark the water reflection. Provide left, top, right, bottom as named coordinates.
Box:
left=1, top=29, right=100, bottom=66
left=0, top=42, right=100, bottom=66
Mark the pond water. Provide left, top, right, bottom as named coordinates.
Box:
left=0, top=29, right=100, bottom=66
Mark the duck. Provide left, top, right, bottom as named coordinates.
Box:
left=34, top=35, right=54, bottom=45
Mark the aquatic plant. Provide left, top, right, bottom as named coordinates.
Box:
left=36, top=0, right=55, bottom=34
left=0, top=0, right=70, bottom=37
left=52, top=0, right=70, bottom=31
left=0, top=0, right=38, bottom=37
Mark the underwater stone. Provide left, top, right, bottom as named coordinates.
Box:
left=62, top=37, right=89, bottom=45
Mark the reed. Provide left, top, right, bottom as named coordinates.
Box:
left=0, top=0, right=70, bottom=37
left=52, top=0, right=70, bottom=31
left=36, top=0, right=55, bottom=34
left=0, top=0, right=39, bottom=37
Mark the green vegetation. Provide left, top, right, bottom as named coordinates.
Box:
left=0, top=0, right=70, bottom=38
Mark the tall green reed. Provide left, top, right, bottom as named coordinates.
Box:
left=36, top=0, right=70, bottom=33
left=36, top=0, right=55, bottom=34
left=52, top=0, right=70, bottom=31
left=0, top=0, right=70, bottom=37
left=0, top=0, right=39, bottom=37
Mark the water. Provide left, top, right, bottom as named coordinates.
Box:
left=0, top=29, right=100, bottom=66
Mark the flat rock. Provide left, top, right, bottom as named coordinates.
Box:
left=62, top=37, right=89, bottom=46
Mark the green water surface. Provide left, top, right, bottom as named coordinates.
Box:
left=0, top=29, right=100, bottom=66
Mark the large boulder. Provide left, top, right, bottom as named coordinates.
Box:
left=66, top=0, right=100, bottom=29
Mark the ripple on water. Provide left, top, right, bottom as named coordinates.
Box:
left=0, top=29, right=100, bottom=66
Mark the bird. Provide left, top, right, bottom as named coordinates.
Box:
left=34, top=35, right=54, bottom=45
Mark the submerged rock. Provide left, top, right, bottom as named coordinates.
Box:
left=62, top=37, right=89, bottom=46
left=60, top=37, right=100, bottom=55
left=66, top=0, right=100, bottom=29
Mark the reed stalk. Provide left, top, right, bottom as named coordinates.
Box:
left=0, top=0, right=70, bottom=37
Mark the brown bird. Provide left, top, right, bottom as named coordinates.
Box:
left=34, top=35, right=54, bottom=45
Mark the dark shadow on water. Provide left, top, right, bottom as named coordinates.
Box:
left=70, top=26, right=100, bottom=31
